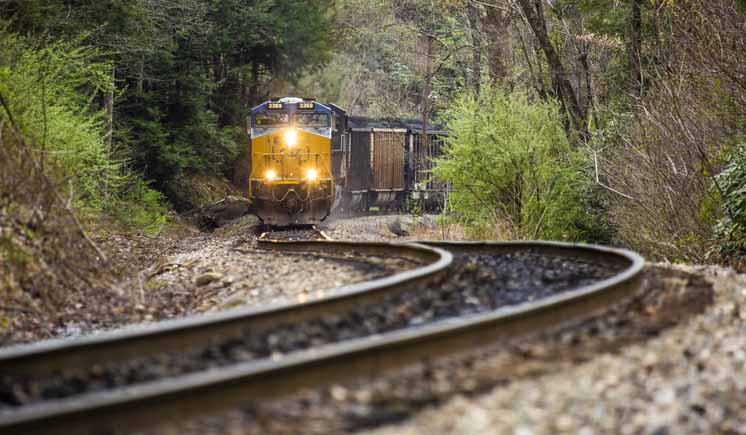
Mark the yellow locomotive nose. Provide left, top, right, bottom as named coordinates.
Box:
left=284, top=128, right=297, bottom=147
left=248, top=98, right=336, bottom=226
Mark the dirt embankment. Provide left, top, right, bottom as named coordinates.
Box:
left=1, top=214, right=421, bottom=346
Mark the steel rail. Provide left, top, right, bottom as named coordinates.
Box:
left=0, top=241, right=451, bottom=376
left=256, top=225, right=333, bottom=242
left=0, top=241, right=644, bottom=435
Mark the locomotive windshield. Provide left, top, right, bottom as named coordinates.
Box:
left=294, top=113, right=329, bottom=127
left=254, top=112, right=289, bottom=127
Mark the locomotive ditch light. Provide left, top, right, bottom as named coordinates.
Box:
left=284, top=128, right=298, bottom=147
left=305, top=168, right=318, bottom=182
left=265, top=169, right=277, bottom=181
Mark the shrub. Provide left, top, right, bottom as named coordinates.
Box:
left=433, top=86, right=599, bottom=241
left=113, top=177, right=170, bottom=233
left=0, top=116, right=109, bottom=314
left=0, top=33, right=167, bottom=231
left=599, top=0, right=746, bottom=263
left=0, top=35, right=115, bottom=204
left=712, top=143, right=746, bottom=268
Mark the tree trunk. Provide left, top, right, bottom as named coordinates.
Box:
left=467, top=3, right=483, bottom=95
left=517, top=0, right=587, bottom=142
left=516, top=23, right=547, bottom=98
left=626, top=0, right=643, bottom=98
left=422, top=34, right=433, bottom=156
left=248, top=62, right=260, bottom=106
left=483, top=6, right=509, bottom=83
left=579, top=51, right=600, bottom=128
left=212, top=54, right=223, bottom=83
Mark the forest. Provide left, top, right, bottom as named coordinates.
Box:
left=1, top=0, right=745, bottom=301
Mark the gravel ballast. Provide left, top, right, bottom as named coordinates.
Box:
left=17, top=216, right=409, bottom=345
left=8, top=214, right=731, bottom=435
left=136, top=264, right=717, bottom=435
left=359, top=265, right=732, bottom=435
left=0, top=251, right=619, bottom=411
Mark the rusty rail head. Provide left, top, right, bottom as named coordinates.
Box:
left=0, top=241, right=644, bottom=435
left=0, top=241, right=451, bottom=377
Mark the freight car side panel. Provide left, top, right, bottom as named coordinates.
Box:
left=331, top=131, right=344, bottom=180
left=330, top=110, right=348, bottom=181
left=348, top=130, right=371, bottom=192
left=411, top=132, right=447, bottom=191
left=371, top=129, right=406, bottom=191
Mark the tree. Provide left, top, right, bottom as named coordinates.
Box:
left=515, top=0, right=588, bottom=142
left=626, top=0, right=643, bottom=97
left=482, top=2, right=511, bottom=83
left=433, top=86, right=597, bottom=240
left=1, top=0, right=336, bottom=206
left=465, top=2, right=483, bottom=95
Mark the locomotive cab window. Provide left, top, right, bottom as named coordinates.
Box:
left=253, top=112, right=289, bottom=128
left=294, top=113, right=330, bottom=128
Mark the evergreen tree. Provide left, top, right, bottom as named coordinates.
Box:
left=1, top=0, right=335, bottom=205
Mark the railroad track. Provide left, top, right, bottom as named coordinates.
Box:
left=257, top=225, right=333, bottom=242
left=0, top=239, right=644, bottom=435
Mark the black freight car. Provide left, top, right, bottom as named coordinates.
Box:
left=409, top=129, right=448, bottom=210
left=338, top=116, right=447, bottom=212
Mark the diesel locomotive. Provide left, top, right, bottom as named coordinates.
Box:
left=248, top=97, right=346, bottom=225
left=247, top=97, right=446, bottom=226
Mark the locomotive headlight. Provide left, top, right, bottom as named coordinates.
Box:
left=265, top=169, right=277, bottom=181
left=284, top=129, right=298, bottom=147
left=305, top=168, right=318, bottom=182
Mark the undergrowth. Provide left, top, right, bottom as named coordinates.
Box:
left=433, top=85, right=605, bottom=242
left=0, top=32, right=168, bottom=232
left=0, top=30, right=167, bottom=339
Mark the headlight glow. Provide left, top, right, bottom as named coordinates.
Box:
left=305, top=168, right=318, bottom=181
left=265, top=169, right=277, bottom=181
left=284, top=129, right=298, bottom=147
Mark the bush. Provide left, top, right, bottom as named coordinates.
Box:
left=113, top=178, right=170, bottom=233
left=599, top=0, right=746, bottom=263
left=0, top=35, right=116, bottom=206
left=712, top=143, right=746, bottom=268
left=0, top=116, right=109, bottom=314
left=433, top=86, right=600, bottom=241
left=0, top=32, right=167, bottom=231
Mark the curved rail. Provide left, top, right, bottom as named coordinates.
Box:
left=0, top=241, right=644, bottom=435
left=0, top=241, right=451, bottom=376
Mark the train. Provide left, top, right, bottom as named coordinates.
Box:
left=248, top=97, right=446, bottom=226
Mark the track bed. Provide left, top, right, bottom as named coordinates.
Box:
left=0, top=240, right=643, bottom=435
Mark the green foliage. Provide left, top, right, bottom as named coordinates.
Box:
left=114, top=178, right=170, bottom=233
left=2, top=0, right=336, bottom=207
left=712, top=143, right=746, bottom=265
left=0, top=35, right=115, bottom=205
left=433, top=85, right=598, bottom=241
left=575, top=0, right=629, bottom=36
left=293, top=0, right=467, bottom=119
left=0, top=32, right=167, bottom=231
